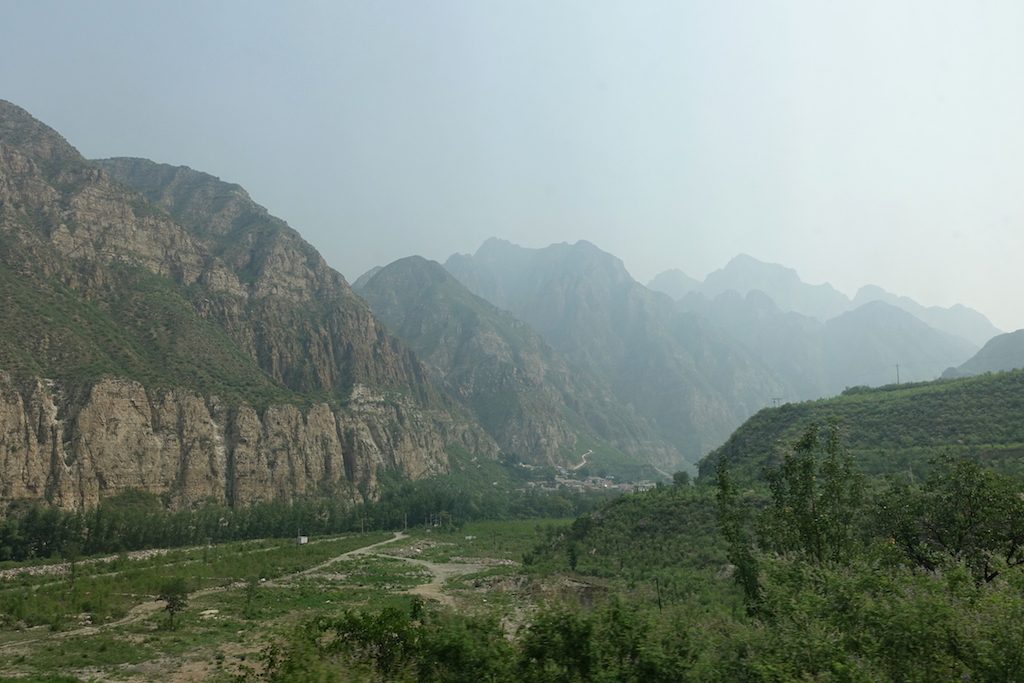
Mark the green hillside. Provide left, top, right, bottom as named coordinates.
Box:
left=698, top=369, right=1024, bottom=481
left=0, top=242, right=295, bottom=408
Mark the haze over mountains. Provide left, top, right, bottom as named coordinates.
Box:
left=356, top=256, right=676, bottom=471
left=442, top=239, right=786, bottom=468
left=356, top=239, right=997, bottom=473
left=0, top=100, right=496, bottom=510
left=650, top=255, right=1003, bottom=347
left=0, top=99, right=1012, bottom=513
left=944, top=329, right=1024, bottom=379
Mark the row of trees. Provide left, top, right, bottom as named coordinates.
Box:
left=265, top=599, right=699, bottom=682
left=0, top=474, right=611, bottom=563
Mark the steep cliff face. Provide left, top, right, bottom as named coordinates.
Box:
left=0, top=374, right=486, bottom=510
left=93, top=156, right=435, bottom=401
left=0, top=100, right=497, bottom=510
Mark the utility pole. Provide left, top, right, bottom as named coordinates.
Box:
left=896, top=362, right=900, bottom=385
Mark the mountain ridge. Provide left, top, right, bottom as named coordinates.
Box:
left=944, top=329, right=1024, bottom=378
left=649, top=254, right=1001, bottom=346
left=358, top=255, right=679, bottom=471
left=444, top=239, right=789, bottom=469
left=0, top=100, right=497, bottom=510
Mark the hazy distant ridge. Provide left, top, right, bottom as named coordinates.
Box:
left=648, top=254, right=1001, bottom=347
left=943, top=329, right=1024, bottom=378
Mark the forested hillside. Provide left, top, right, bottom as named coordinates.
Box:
left=699, top=369, right=1024, bottom=481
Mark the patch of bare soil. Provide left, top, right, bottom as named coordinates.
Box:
left=381, top=538, right=454, bottom=558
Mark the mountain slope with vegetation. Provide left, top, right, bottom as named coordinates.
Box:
left=0, top=100, right=496, bottom=510
left=698, top=369, right=1024, bottom=482
left=358, top=256, right=677, bottom=468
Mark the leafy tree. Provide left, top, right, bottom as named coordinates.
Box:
left=876, top=456, right=1024, bottom=582
left=158, top=577, right=189, bottom=629
left=758, top=420, right=865, bottom=563
left=715, top=462, right=761, bottom=609
left=244, top=575, right=260, bottom=619
left=62, top=541, right=81, bottom=589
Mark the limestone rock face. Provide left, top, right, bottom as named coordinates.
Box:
left=0, top=374, right=486, bottom=511
left=0, top=100, right=498, bottom=510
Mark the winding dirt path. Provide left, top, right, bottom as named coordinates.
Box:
left=394, top=556, right=488, bottom=607
left=570, top=449, right=594, bottom=471
left=289, top=533, right=489, bottom=607
left=0, top=532, right=406, bottom=653
left=265, top=531, right=406, bottom=586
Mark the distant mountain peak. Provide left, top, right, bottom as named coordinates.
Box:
left=944, top=329, right=1024, bottom=378
left=702, top=254, right=850, bottom=321
left=647, top=268, right=699, bottom=300
left=475, top=236, right=517, bottom=255
left=853, top=283, right=1002, bottom=347
left=0, top=99, right=88, bottom=176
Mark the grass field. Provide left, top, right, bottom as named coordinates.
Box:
left=0, top=520, right=573, bottom=682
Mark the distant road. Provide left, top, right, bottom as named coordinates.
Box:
left=570, top=449, right=594, bottom=471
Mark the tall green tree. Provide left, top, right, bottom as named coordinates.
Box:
left=758, top=420, right=865, bottom=563
left=158, top=577, right=189, bottom=630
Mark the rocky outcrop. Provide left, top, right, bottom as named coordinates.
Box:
left=0, top=100, right=499, bottom=511
left=0, top=374, right=490, bottom=511
left=93, top=156, right=441, bottom=403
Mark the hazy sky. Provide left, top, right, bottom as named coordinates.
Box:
left=3, top=1, right=1022, bottom=330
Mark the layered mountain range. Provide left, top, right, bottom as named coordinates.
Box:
left=943, top=329, right=1024, bottom=378
left=0, top=100, right=1005, bottom=512
left=650, top=255, right=1002, bottom=347
left=439, top=239, right=786, bottom=467
left=0, top=100, right=496, bottom=510
left=356, top=256, right=679, bottom=469
left=355, top=239, right=992, bottom=474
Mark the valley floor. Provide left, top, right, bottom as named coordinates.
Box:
left=0, top=520, right=566, bottom=682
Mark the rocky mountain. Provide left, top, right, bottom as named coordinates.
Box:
left=852, top=284, right=1002, bottom=348
left=650, top=255, right=1001, bottom=347
left=943, top=329, right=1024, bottom=378
left=352, top=266, right=383, bottom=291
left=678, top=292, right=976, bottom=400
left=700, top=254, right=851, bottom=321
left=647, top=269, right=699, bottom=300
left=0, top=100, right=495, bottom=511
left=445, top=239, right=788, bottom=468
left=358, top=256, right=677, bottom=468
